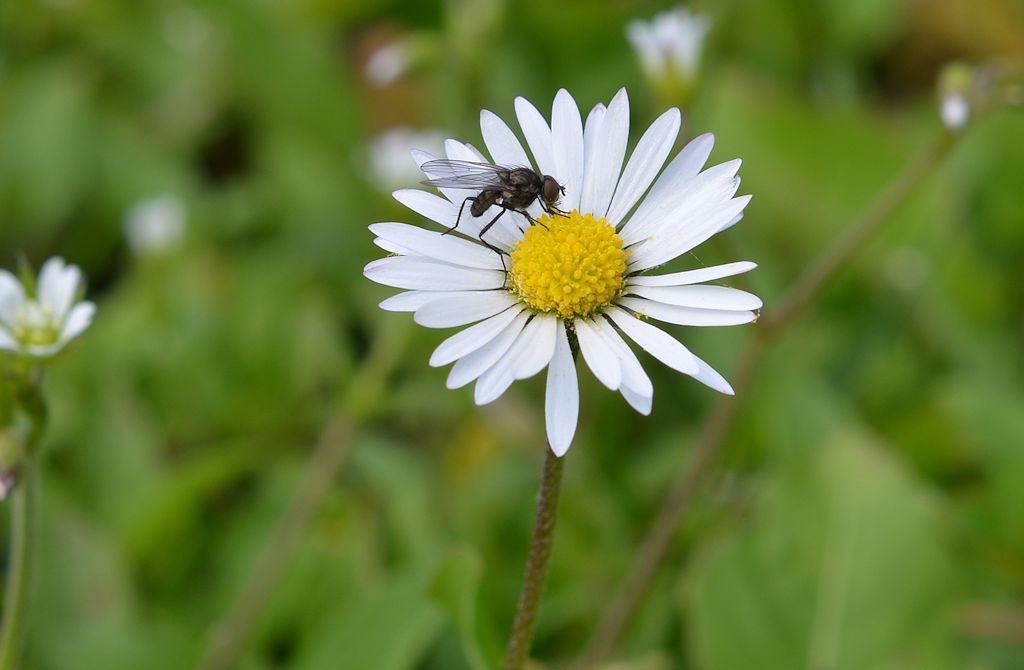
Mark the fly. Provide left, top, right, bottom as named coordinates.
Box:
left=420, top=159, right=567, bottom=263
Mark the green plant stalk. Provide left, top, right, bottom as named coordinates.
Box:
left=195, top=322, right=407, bottom=670
left=575, top=129, right=959, bottom=669
left=502, top=448, right=566, bottom=670
left=0, top=462, right=34, bottom=670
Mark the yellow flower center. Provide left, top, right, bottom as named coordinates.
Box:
left=11, top=302, right=61, bottom=347
left=509, top=210, right=628, bottom=319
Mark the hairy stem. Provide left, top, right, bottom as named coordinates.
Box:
left=576, top=130, right=957, bottom=669
left=503, top=449, right=566, bottom=670
left=0, top=463, right=34, bottom=670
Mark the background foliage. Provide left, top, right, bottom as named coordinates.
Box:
left=2, top=0, right=1023, bottom=668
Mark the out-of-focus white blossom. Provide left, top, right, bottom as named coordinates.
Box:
left=369, top=128, right=448, bottom=190
left=938, top=62, right=974, bottom=132
left=626, top=7, right=710, bottom=102
left=366, top=42, right=410, bottom=87
left=940, top=93, right=969, bottom=130
left=0, top=258, right=95, bottom=359
left=124, top=195, right=186, bottom=256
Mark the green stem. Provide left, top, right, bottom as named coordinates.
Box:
left=502, top=449, right=566, bottom=670
left=0, top=462, right=34, bottom=670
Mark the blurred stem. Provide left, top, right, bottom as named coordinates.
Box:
left=0, top=376, right=47, bottom=670
left=0, top=462, right=34, bottom=670
left=196, top=322, right=407, bottom=670
left=575, top=129, right=959, bottom=669
left=503, top=449, right=565, bottom=670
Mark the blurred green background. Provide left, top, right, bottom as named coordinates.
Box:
left=2, top=0, right=1024, bottom=668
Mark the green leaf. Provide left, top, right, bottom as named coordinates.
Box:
left=685, top=435, right=959, bottom=670
left=293, top=569, right=444, bottom=670
left=429, top=545, right=494, bottom=670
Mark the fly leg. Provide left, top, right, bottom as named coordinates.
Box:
left=509, top=201, right=548, bottom=231
left=443, top=196, right=476, bottom=236
left=544, top=202, right=570, bottom=219
left=478, top=208, right=510, bottom=272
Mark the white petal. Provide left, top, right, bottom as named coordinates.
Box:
left=410, top=148, right=437, bottom=167
left=369, top=222, right=503, bottom=270
left=414, top=150, right=482, bottom=208
left=25, top=342, right=63, bottom=358
left=444, top=138, right=488, bottom=163
left=39, top=257, right=80, bottom=319
left=574, top=318, right=621, bottom=390
left=720, top=212, right=743, bottom=232
left=364, top=257, right=504, bottom=291
left=380, top=290, right=455, bottom=312
left=618, top=296, right=756, bottom=327
left=515, top=96, right=556, bottom=179
left=59, top=301, right=95, bottom=342
left=545, top=325, right=578, bottom=456
left=645, top=132, right=715, bottom=203
left=605, top=306, right=699, bottom=374
left=551, top=89, right=585, bottom=212
left=474, top=360, right=515, bottom=405
left=446, top=311, right=530, bottom=389
left=621, top=386, right=653, bottom=415
left=509, top=314, right=558, bottom=380
left=628, top=261, right=757, bottom=287
left=473, top=314, right=556, bottom=405
left=481, top=109, right=533, bottom=168
left=628, top=194, right=751, bottom=271
left=0, top=270, right=27, bottom=327
left=414, top=291, right=516, bottom=328
left=581, top=103, right=605, bottom=210
left=0, top=328, right=17, bottom=351
left=593, top=316, right=654, bottom=412
left=583, top=104, right=605, bottom=154
left=606, top=108, right=681, bottom=228
left=689, top=353, right=734, bottom=395
left=394, top=188, right=519, bottom=252
left=393, top=189, right=461, bottom=229
left=628, top=285, right=763, bottom=311
left=430, top=306, right=524, bottom=367
left=620, top=155, right=739, bottom=247
left=373, top=237, right=417, bottom=255
left=580, top=88, right=629, bottom=219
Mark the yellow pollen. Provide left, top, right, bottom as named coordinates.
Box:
left=509, top=210, right=628, bottom=319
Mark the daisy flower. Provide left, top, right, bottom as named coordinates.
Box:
left=364, top=88, right=759, bottom=456
left=626, top=7, right=710, bottom=97
left=0, top=258, right=96, bottom=359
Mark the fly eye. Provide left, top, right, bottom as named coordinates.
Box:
left=542, top=176, right=562, bottom=203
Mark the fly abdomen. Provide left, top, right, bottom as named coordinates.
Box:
left=471, top=190, right=501, bottom=217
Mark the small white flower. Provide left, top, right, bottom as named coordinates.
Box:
left=366, top=42, right=410, bottom=87
left=364, top=88, right=758, bottom=456
left=369, top=128, right=448, bottom=190
left=940, top=92, right=969, bottom=130
left=124, top=195, right=186, bottom=256
left=0, top=258, right=96, bottom=358
left=626, top=7, right=710, bottom=85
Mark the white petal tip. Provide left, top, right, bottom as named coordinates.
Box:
left=549, top=440, right=571, bottom=457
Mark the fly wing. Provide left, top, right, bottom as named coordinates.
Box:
left=420, top=159, right=509, bottom=189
